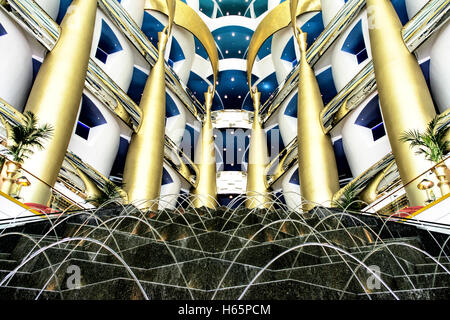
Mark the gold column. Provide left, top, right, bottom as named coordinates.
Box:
left=246, top=89, right=272, bottom=209
left=296, top=30, right=340, bottom=211
left=20, top=0, right=97, bottom=205
left=122, top=30, right=170, bottom=210
left=367, top=0, right=437, bottom=206
left=192, top=87, right=217, bottom=209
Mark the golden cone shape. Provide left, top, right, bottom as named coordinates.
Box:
left=123, top=31, right=170, bottom=210
left=20, top=0, right=97, bottom=205
left=296, top=30, right=340, bottom=211
left=246, top=90, right=272, bottom=209
left=192, top=88, right=218, bottom=209
left=367, top=0, right=437, bottom=206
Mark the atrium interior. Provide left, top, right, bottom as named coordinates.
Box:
left=0, top=0, right=449, bottom=300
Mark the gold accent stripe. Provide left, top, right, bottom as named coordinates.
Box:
left=0, top=190, right=41, bottom=216
left=405, top=193, right=450, bottom=219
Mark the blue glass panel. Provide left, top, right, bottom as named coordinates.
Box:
left=371, top=123, right=386, bottom=141
left=281, top=37, right=296, bottom=63
left=169, top=37, right=185, bottom=64
left=32, top=58, right=42, bottom=84
left=110, top=137, right=130, bottom=178
left=356, top=49, right=368, bottom=64
left=127, top=67, right=148, bottom=105
left=332, top=138, right=353, bottom=181
left=289, top=168, right=299, bottom=185
left=95, top=48, right=108, bottom=64
left=56, top=0, right=73, bottom=24
left=75, top=122, right=90, bottom=140
left=78, top=94, right=107, bottom=128
left=161, top=167, right=174, bottom=185
left=98, top=20, right=123, bottom=55
left=391, top=0, right=409, bottom=25
left=316, top=67, right=338, bottom=105
left=420, top=59, right=431, bottom=90
left=300, top=12, right=324, bottom=47
left=341, top=20, right=368, bottom=65
left=217, top=194, right=242, bottom=208
left=187, top=72, right=222, bottom=110
left=0, top=23, right=7, bottom=37
left=284, top=93, right=298, bottom=118
left=354, top=95, right=382, bottom=129
left=166, top=93, right=180, bottom=118
left=141, top=12, right=165, bottom=48
left=355, top=95, right=387, bottom=141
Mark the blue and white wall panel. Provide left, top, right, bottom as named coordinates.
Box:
left=119, top=0, right=146, bottom=28
left=331, top=11, right=371, bottom=92
left=279, top=165, right=302, bottom=211
left=159, top=164, right=182, bottom=210
left=271, top=11, right=324, bottom=84
left=404, top=0, right=429, bottom=19
left=166, top=25, right=195, bottom=84
left=0, top=10, right=33, bottom=111
left=68, top=90, right=121, bottom=177
left=429, top=21, right=450, bottom=113
left=320, top=0, right=346, bottom=27
left=35, top=0, right=60, bottom=20
left=166, top=90, right=187, bottom=147
left=90, top=10, right=134, bottom=92
left=341, top=92, right=391, bottom=177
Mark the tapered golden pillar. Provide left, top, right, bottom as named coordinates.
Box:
left=367, top=0, right=437, bottom=206
left=192, top=87, right=218, bottom=209
left=122, top=30, right=170, bottom=210
left=20, top=0, right=97, bottom=205
left=296, top=31, right=340, bottom=211
left=246, top=89, right=272, bottom=209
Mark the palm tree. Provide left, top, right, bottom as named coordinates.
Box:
left=87, top=180, right=124, bottom=207
left=400, top=113, right=449, bottom=164
left=5, top=111, right=54, bottom=164
left=1, top=111, right=53, bottom=194
left=333, top=183, right=363, bottom=211
left=400, top=113, right=450, bottom=196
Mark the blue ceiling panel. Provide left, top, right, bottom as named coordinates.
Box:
left=212, top=26, right=253, bottom=59
left=207, top=70, right=257, bottom=110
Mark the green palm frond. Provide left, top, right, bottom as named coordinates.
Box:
left=400, top=113, right=449, bottom=163
left=87, top=180, right=124, bottom=207
left=6, top=111, right=54, bottom=163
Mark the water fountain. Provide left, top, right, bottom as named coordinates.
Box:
left=0, top=193, right=449, bottom=300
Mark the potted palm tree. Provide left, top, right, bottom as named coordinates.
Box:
left=1, top=111, right=53, bottom=194
left=400, top=113, right=450, bottom=197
